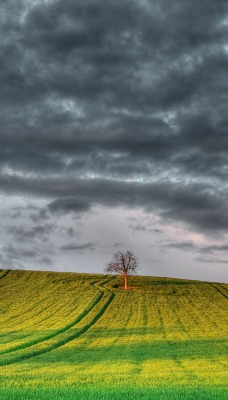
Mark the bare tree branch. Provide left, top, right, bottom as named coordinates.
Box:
left=105, top=250, right=139, bottom=289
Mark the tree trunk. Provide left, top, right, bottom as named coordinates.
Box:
left=124, top=273, right=128, bottom=290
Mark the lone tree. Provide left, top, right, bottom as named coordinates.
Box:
left=105, top=250, right=139, bottom=290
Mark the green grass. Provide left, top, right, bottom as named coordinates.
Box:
left=0, top=386, right=227, bottom=400
left=0, top=269, right=227, bottom=399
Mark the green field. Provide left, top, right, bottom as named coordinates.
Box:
left=0, top=269, right=227, bottom=399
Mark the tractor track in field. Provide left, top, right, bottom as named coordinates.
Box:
left=219, top=284, right=228, bottom=294
left=0, top=298, right=84, bottom=355
left=0, top=280, right=104, bottom=356
left=0, top=278, right=115, bottom=366
left=0, top=270, right=11, bottom=280
left=209, top=283, right=228, bottom=300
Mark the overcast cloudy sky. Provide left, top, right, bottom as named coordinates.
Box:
left=1, top=0, right=228, bottom=282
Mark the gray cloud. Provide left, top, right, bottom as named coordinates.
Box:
left=6, top=223, right=55, bottom=242
left=130, top=224, right=146, bottom=232
left=160, top=240, right=228, bottom=272
left=0, top=0, right=228, bottom=279
left=39, top=256, right=53, bottom=266
left=113, top=242, right=123, bottom=248
left=162, top=241, right=228, bottom=255
left=61, top=242, right=95, bottom=252
left=195, top=256, right=228, bottom=265
left=164, top=242, right=197, bottom=251
left=0, top=243, right=54, bottom=269
left=153, top=229, right=163, bottom=234
left=48, top=197, right=91, bottom=214
left=200, top=245, right=228, bottom=253
left=62, top=227, right=79, bottom=239
left=4, top=244, right=39, bottom=259
left=130, top=224, right=163, bottom=234
left=30, top=209, right=50, bottom=223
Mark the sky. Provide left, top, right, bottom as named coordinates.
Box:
left=0, top=0, right=228, bottom=283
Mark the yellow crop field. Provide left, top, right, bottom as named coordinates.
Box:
left=0, top=269, right=227, bottom=399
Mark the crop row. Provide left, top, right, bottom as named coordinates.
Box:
left=0, top=272, right=98, bottom=353
left=0, top=274, right=115, bottom=365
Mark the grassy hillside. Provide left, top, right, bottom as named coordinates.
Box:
left=0, top=269, right=227, bottom=399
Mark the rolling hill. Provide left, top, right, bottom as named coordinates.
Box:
left=0, top=269, right=227, bottom=399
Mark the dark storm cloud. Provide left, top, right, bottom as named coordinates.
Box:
left=0, top=0, right=228, bottom=238
left=48, top=197, right=91, bottom=214
left=0, top=175, right=228, bottom=233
